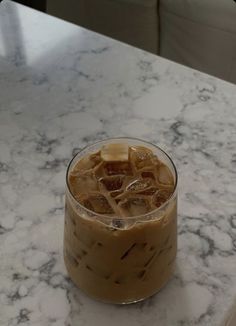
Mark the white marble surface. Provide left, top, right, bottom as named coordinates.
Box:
left=0, top=1, right=236, bottom=325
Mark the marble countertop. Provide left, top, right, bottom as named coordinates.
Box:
left=0, top=1, right=236, bottom=325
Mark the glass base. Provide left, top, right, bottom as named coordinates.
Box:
left=65, top=260, right=173, bottom=305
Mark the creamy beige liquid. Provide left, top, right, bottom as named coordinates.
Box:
left=64, top=144, right=177, bottom=303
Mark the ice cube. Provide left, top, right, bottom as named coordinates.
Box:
left=83, top=199, right=94, bottom=211
left=130, top=146, right=157, bottom=170
left=83, top=193, right=114, bottom=214
left=90, top=152, right=102, bottom=166
left=119, top=197, right=151, bottom=217
left=157, top=165, right=174, bottom=185
left=141, top=171, right=155, bottom=180
left=100, top=175, right=124, bottom=191
left=152, top=189, right=172, bottom=208
left=104, top=161, right=133, bottom=176
left=126, top=179, right=152, bottom=192
left=69, top=173, right=98, bottom=194
left=94, top=162, right=106, bottom=179
left=74, top=151, right=101, bottom=172
left=101, top=143, right=129, bottom=162
left=137, top=187, right=158, bottom=196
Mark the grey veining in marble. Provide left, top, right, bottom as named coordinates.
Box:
left=0, top=1, right=236, bottom=325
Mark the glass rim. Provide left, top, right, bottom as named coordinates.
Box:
left=66, top=137, right=178, bottom=221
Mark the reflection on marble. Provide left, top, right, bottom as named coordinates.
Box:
left=0, top=1, right=236, bottom=325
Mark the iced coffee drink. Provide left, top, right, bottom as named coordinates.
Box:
left=64, top=138, right=177, bottom=304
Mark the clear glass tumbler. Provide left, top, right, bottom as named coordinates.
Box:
left=64, top=138, right=178, bottom=304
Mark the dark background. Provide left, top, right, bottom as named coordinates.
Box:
left=11, top=0, right=46, bottom=12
